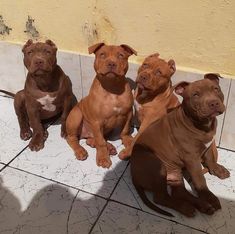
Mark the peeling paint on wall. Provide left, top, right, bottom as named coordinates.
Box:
left=82, top=2, right=117, bottom=46
left=0, top=16, right=12, bottom=35
left=24, top=16, right=39, bottom=38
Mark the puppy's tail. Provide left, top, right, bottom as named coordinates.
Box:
left=0, top=89, right=15, bottom=97
left=133, top=183, right=174, bottom=217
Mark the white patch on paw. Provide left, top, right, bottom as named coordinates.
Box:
left=37, top=95, right=56, bottom=112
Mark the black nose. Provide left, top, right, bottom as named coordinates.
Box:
left=208, top=99, right=220, bottom=110
left=107, top=61, right=117, bottom=69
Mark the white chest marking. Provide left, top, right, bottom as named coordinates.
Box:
left=113, top=107, right=122, bottom=114
left=37, top=95, right=56, bottom=112
left=204, top=136, right=215, bottom=148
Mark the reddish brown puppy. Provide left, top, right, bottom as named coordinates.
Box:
left=131, top=74, right=230, bottom=217
left=13, top=40, right=75, bottom=151
left=66, top=43, right=136, bottom=168
left=119, top=53, right=179, bottom=159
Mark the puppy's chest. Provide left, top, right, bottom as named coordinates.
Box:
left=36, top=94, right=57, bottom=112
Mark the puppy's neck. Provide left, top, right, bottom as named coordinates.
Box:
left=136, top=84, right=172, bottom=104
left=31, top=65, right=59, bottom=92
left=182, top=106, right=215, bottom=133
left=96, top=75, right=126, bottom=95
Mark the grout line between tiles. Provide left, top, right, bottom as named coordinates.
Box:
left=218, top=79, right=232, bottom=147
left=218, top=146, right=235, bottom=153
left=66, top=190, right=80, bottom=234
left=88, top=161, right=130, bottom=234
left=79, top=55, right=84, bottom=98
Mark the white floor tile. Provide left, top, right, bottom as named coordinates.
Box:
left=220, top=80, right=235, bottom=150
left=0, top=97, right=28, bottom=164
left=0, top=42, right=26, bottom=93
left=57, top=50, right=82, bottom=100
left=91, top=201, right=202, bottom=234
left=11, top=124, right=129, bottom=198
left=0, top=167, right=106, bottom=234
left=80, top=55, right=95, bottom=97
left=111, top=148, right=235, bottom=234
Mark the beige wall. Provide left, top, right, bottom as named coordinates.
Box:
left=0, top=0, right=235, bottom=77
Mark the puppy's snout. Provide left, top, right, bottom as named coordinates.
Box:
left=107, top=61, right=117, bottom=70
left=139, top=73, right=149, bottom=83
left=208, top=99, right=220, bottom=110
left=34, top=57, right=45, bottom=67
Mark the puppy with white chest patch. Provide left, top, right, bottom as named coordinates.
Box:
left=66, top=43, right=136, bottom=168
left=4, top=40, right=76, bottom=151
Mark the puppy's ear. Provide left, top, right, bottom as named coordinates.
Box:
left=88, top=43, right=105, bottom=54
left=45, top=40, right=57, bottom=51
left=173, top=81, right=190, bottom=96
left=22, top=39, right=33, bottom=52
left=149, top=53, right=160, bottom=58
left=120, top=44, right=137, bottom=56
left=168, top=59, right=176, bottom=74
left=204, top=73, right=221, bottom=84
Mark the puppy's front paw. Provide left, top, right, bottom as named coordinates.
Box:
left=29, top=136, right=44, bottom=151
left=97, top=155, right=112, bottom=168
left=75, top=147, right=88, bottom=161
left=198, top=190, right=221, bottom=211
left=118, top=148, right=131, bottom=160
left=20, top=128, right=32, bottom=141
left=209, top=163, right=230, bottom=179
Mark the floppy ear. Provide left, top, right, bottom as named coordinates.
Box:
left=168, top=59, right=176, bottom=74
left=88, top=42, right=105, bottom=54
left=45, top=39, right=57, bottom=51
left=204, top=73, right=221, bottom=84
left=173, top=81, right=190, bottom=96
left=22, top=39, right=33, bottom=52
left=120, top=44, right=137, bottom=56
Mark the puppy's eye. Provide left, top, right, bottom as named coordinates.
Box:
left=46, top=50, right=51, bottom=55
left=100, top=52, right=106, bottom=58
left=27, top=50, right=33, bottom=55
left=118, top=53, right=124, bottom=59
left=156, top=69, right=162, bottom=76
left=142, top=63, right=148, bottom=68
left=214, top=86, right=219, bottom=92
left=193, top=92, right=199, bottom=97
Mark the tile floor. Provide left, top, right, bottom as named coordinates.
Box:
left=1, top=83, right=235, bottom=234
left=1, top=43, right=235, bottom=233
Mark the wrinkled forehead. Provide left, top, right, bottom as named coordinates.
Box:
left=186, top=79, right=220, bottom=94
left=142, top=56, right=167, bottom=68
left=25, top=42, right=52, bottom=52
left=96, top=45, right=126, bottom=56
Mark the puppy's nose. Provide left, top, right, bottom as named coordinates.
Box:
left=107, top=61, right=117, bottom=69
left=34, top=58, right=44, bottom=66
left=208, top=99, right=220, bottom=110
left=139, top=74, right=149, bottom=83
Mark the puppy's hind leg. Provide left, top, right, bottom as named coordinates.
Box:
left=66, top=105, right=88, bottom=160
left=14, top=90, right=32, bottom=140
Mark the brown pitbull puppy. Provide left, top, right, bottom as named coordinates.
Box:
left=119, top=53, right=179, bottom=159
left=13, top=40, right=75, bottom=151
left=130, top=74, right=230, bottom=217
left=66, top=43, right=137, bottom=168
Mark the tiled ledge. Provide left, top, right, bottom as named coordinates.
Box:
left=0, top=41, right=234, bottom=150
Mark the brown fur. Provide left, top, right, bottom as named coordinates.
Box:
left=131, top=74, right=230, bottom=217
left=66, top=43, right=137, bottom=168
left=12, top=39, right=75, bottom=151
